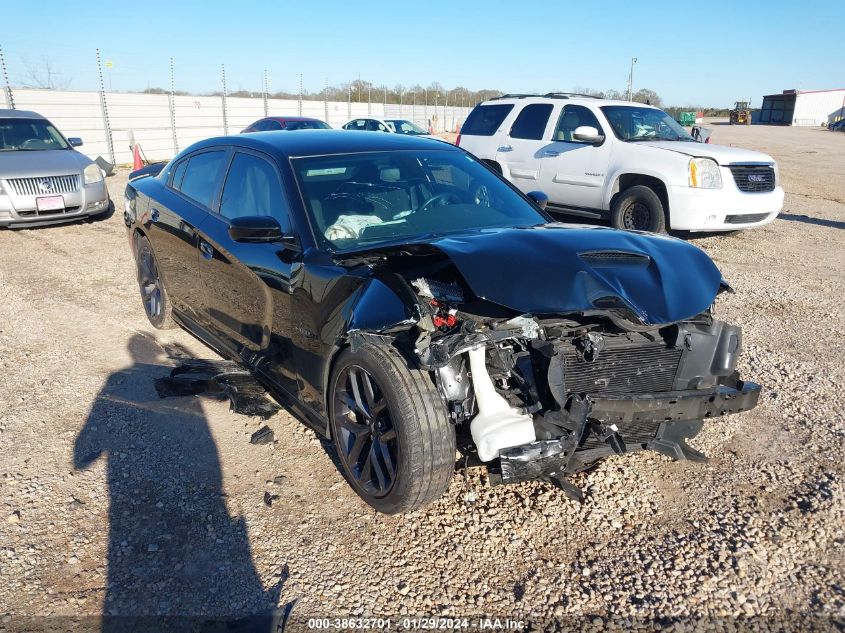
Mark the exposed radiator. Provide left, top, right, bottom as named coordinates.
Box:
left=563, top=340, right=682, bottom=395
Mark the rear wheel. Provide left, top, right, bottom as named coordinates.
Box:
left=134, top=234, right=175, bottom=329
left=610, top=185, right=667, bottom=233
left=329, top=344, right=455, bottom=514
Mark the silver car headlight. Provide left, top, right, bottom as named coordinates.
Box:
left=688, top=157, right=722, bottom=189
left=84, top=163, right=104, bottom=185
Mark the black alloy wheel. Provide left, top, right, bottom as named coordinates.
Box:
left=332, top=365, right=399, bottom=498
left=135, top=235, right=174, bottom=329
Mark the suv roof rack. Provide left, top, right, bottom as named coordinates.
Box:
left=488, top=92, right=602, bottom=101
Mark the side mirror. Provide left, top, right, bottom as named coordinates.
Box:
left=572, top=126, right=604, bottom=145
left=527, top=190, right=549, bottom=211
left=68, top=137, right=83, bottom=147
left=228, top=216, right=283, bottom=243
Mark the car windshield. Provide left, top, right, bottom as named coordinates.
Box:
left=600, top=106, right=696, bottom=142
left=0, top=118, right=70, bottom=151
left=284, top=120, right=331, bottom=130
left=292, top=150, right=547, bottom=253
left=386, top=120, right=428, bottom=135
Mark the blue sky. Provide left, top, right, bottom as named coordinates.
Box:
left=2, top=0, right=842, bottom=107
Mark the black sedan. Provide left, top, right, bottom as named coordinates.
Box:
left=124, top=131, right=760, bottom=514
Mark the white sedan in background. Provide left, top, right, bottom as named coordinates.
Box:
left=342, top=117, right=433, bottom=137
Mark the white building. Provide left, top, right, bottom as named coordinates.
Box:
left=758, top=88, right=845, bottom=126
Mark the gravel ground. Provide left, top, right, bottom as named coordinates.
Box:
left=0, top=123, right=843, bottom=631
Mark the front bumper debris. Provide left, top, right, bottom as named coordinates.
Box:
left=490, top=381, right=761, bottom=489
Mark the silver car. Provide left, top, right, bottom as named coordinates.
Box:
left=0, top=109, right=110, bottom=228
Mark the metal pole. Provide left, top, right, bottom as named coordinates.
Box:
left=298, top=74, right=303, bottom=116
left=169, top=57, right=178, bottom=153
left=96, top=49, right=115, bottom=165
left=424, top=89, right=428, bottom=130
left=399, top=90, right=403, bottom=119
left=412, top=91, right=416, bottom=126
left=263, top=69, right=269, bottom=117
left=383, top=85, right=387, bottom=112
left=221, top=64, right=229, bottom=134
left=347, top=85, right=351, bottom=120
left=0, top=44, right=14, bottom=109
left=434, top=92, right=438, bottom=132
left=367, top=84, right=371, bottom=115
left=324, top=77, right=328, bottom=123
left=627, top=57, right=637, bottom=102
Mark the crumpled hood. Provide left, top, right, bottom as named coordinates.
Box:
left=0, top=149, right=90, bottom=179
left=427, top=224, right=722, bottom=327
left=640, top=141, right=774, bottom=165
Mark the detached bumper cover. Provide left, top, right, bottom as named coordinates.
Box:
left=494, top=381, right=761, bottom=486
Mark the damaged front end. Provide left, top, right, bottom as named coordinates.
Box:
left=339, top=227, right=761, bottom=497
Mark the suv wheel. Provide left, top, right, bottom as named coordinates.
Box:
left=329, top=344, right=455, bottom=514
left=611, top=185, right=667, bottom=233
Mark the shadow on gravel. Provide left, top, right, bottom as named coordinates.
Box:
left=778, top=213, right=845, bottom=230
left=73, top=333, right=287, bottom=633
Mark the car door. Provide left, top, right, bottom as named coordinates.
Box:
left=535, top=104, right=611, bottom=211
left=147, top=148, right=228, bottom=322
left=195, top=149, right=300, bottom=397
left=494, top=103, right=554, bottom=193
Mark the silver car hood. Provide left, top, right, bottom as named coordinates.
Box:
left=0, top=149, right=91, bottom=178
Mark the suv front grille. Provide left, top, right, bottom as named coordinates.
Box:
left=7, top=174, right=80, bottom=196
left=728, top=164, right=775, bottom=193
left=563, top=341, right=682, bottom=395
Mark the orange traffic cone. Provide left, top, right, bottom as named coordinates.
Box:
left=132, top=144, right=143, bottom=171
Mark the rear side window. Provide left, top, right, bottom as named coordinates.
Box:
left=255, top=119, right=282, bottom=131
left=509, top=104, right=553, bottom=140
left=169, top=159, right=188, bottom=189
left=177, top=150, right=227, bottom=208
left=219, top=152, right=290, bottom=232
left=461, top=104, right=514, bottom=136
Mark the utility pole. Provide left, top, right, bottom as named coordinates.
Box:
left=626, top=57, right=638, bottom=102
left=262, top=69, right=269, bottom=117
left=169, top=57, right=178, bottom=153
left=0, top=44, right=14, bottom=109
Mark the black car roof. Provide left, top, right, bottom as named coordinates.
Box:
left=189, top=130, right=455, bottom=158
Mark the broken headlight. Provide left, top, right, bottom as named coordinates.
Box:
left=688, top=157, right=722, bottom=189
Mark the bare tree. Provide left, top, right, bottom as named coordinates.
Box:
left=18, top=55, right=72, bottom=90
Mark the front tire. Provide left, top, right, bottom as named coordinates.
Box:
left=611, top=185, right=667, bottom=233
left=329, top=344, right=455, bottom=514
left=134, top=234, right=175, bottom=329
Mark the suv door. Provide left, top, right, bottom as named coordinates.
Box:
left=494, top=103, right=554, bottom=193
left=195, top=149, right=299, bottom=397
left=150, top=149, right=228, bottom=321
left=535, top=104, right=611, bottom=212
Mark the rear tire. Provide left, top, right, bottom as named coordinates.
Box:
left=611, top=185, right=667, bottom=233
left=329, top=344, right=455, bottom=514
left=134, top=234, right=175, bottom=329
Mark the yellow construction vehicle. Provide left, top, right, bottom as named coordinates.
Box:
left=730, top=101, right=752, bottom=125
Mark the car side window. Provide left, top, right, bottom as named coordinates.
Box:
left=255, top=119, right=281, bottom=132
left=219, top=152, right=291, bottom=232
left=509, top=104, right=554, bottom=140
left=345, top=119, right=367, bottom=130
left=176, top=150, right=227, bottom=208
left=170, top=158, right=188, bottom=189
left=553, top=105, right=603, bottom=143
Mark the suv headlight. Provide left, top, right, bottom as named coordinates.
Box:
left=688, top=157, right=722, bottom=189
left=84, top=163, right=104, bottom=185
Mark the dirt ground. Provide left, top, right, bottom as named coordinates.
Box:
left=0, top=123, right=843, bottom=630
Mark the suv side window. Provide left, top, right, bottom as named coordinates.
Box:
left=553, top=105, right=604, bottom=143
left=219, top=152, right=291, bottom=232
left=509, top=104, right=554, bottom=140
left=176, top=150, right=227, bottom=208
left=461, top=104, right=514, bottom=136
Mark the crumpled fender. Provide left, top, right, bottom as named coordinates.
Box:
left=345, top=274, right=419, bottom=334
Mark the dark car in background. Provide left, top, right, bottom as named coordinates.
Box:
left=123, top=130, right=760, bottom=514
left=241, top=116, right=331, bottom=133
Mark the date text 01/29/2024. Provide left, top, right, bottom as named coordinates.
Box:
left=306, top=617, right=526, bottom=630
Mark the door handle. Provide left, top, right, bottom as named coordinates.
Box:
left=497, top=145, right=513, bottom=152
left=543, top=150, right=560, bottom=157
left=150, top=208, right=160, bottom=223
left=199, top=241, right=214, bottom=260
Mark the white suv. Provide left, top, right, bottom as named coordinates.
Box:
left=457, top=94, right=784, bottom=232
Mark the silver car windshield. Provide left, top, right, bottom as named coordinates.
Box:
left=600, top=106, right=695, bottom=142
left=292, top=150, right=546, bottom=253
left=0, top=118, right=70, bottom=151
